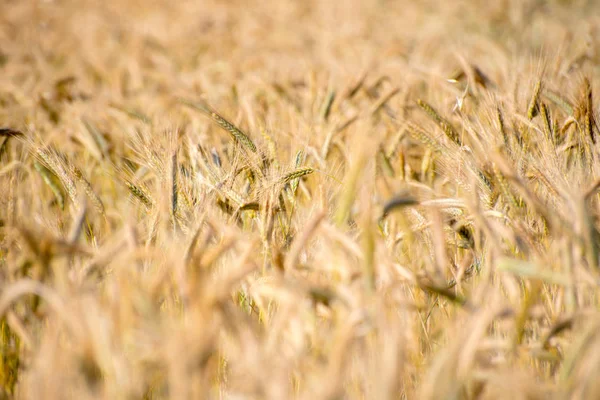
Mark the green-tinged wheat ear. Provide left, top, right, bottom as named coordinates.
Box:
left=540, top=103, right=553, bottom=141
left=334, top=153, right=366, bottom=226
left=72, top=167, right=105, bottom=216
left=108, top=103, right=152, bottom=124
left=581, top=78, right=595, bottom=144
left=36, top=148, right=78, bottom=206
left=148, top=149, right=165, bottom=175
left=584, top=108, right=594, bottom=145
left=513, top=120, right=526, bottom=149
left=81, top=117, right=110, bottom=159
left=281, top=167, right=314, bottom=184
left=289, top=151, right=304, bottom=195
left=126, top=182, right=154, bottom=209
left=170, top=151, right=178, bottom=220
left=417, top=99, right=461, bottom=146
left=496, top=105, right=509, bottom=148
left=197, top=154, right=246, bottom=208
left=238, top=202, right=260, bottom=212
left=528, top=166, right=561, bottom=200
left=0, top=319, right=20, bottom=395
left=527, top=79, right=542, bottom=120
left=553, top=119, right=560, bottom=144
left=406, top=122, right=443, bottom=152
left=320, top=89, right=335, bottom=122
left=561, top=117, right=576, bottom=136
left=543, top=90, right=574, bottom=116
left=420, top=147, right=433, bottom=183
left=180, top=99, right=257, bottom=153
left=294, top=150, right=304, bottom=168
left=492, top=163, right=519, bottom=209
left=247, top=166, right=258, bottom=186
left=260, top=127, right=278, bottom=169
left=476, top=165, right=494, bottom=193
left=34, top=161, right=65, bottom=210
left=214, top=182, right=245, bottom=208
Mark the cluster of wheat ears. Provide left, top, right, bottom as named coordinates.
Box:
left=1, top=0, right=600, bottom=399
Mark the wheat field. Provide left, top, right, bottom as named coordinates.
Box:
left=1, top=0, right=600, bottom=398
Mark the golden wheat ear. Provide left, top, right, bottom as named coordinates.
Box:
left=527, top=79, right=542, bottom=120
left=417, top=99, right=461, bottom=146
left=179, top=98, right=257, bottom=153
